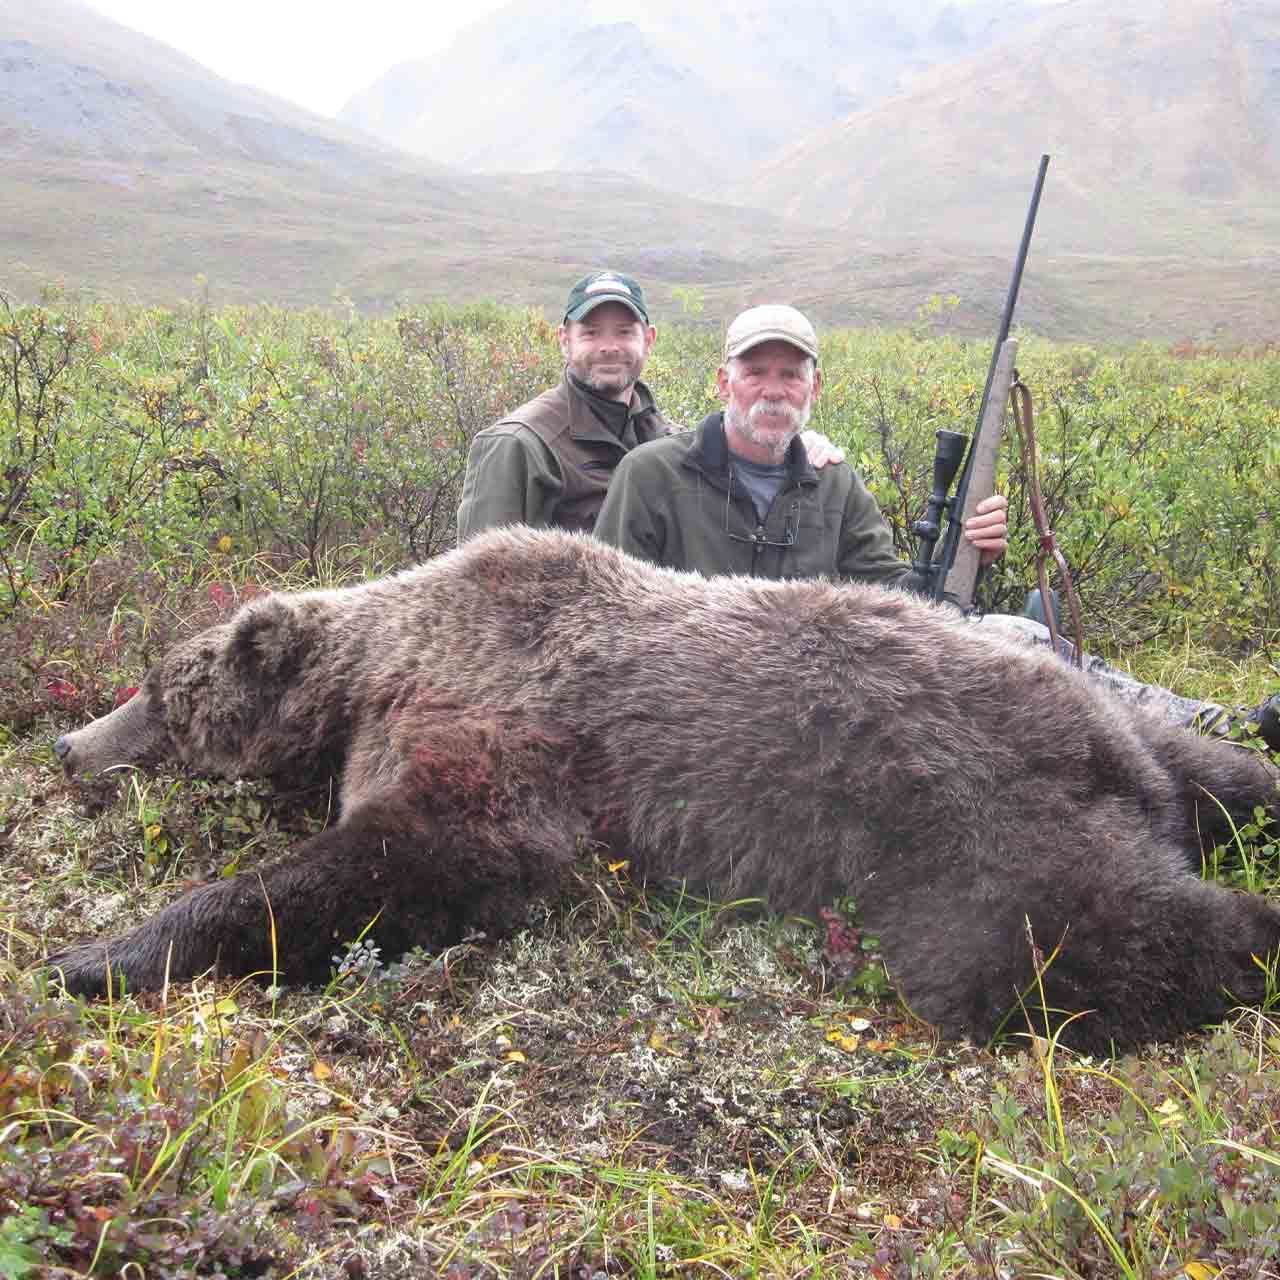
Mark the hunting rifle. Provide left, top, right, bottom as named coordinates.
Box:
left=911, top=154, right=1050, bottom=611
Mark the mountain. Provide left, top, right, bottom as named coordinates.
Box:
left=0, top=0, right=415, bottom=176
left=3, top=0, right=1278, bottom=342
left=745, top=0, right=1280, bottom=261
left=0, top=0, right=796, bottom=316
left=339, top=0, right=1051, bottom=191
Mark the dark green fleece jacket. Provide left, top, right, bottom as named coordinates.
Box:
left=592, top=412, right=922, bottom=589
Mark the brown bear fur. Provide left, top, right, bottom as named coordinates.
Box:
left=49, top=527, right=1280, bottom=1053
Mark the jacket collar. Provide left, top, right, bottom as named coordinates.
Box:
left=563, top=371, right=662, bottom=444
left=686, top=412, right=818, bottom=489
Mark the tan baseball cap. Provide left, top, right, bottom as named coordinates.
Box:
left=724, top=304, right=819, bottom=361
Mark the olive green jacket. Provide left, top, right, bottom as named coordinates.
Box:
left=457, top=374, right=675, bottom=539
left=592, top=413, right=922, bottom=589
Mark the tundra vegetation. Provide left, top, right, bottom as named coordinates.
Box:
left=0, top=287, right=1278, bottom=1276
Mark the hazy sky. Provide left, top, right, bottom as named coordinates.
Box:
left=85, top=0, right=515, bottom=117
left=83, top=0, right=1047, bottom=120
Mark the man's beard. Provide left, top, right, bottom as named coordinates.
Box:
left=572, top=354, right=641, bottom=395
left=726, top=396, right=812, bottom=459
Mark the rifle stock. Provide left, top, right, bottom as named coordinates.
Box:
left=939, top=339, right=1017, bottom=610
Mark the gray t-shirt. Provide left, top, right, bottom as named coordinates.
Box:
left=729, top=454, right=790, bottom=523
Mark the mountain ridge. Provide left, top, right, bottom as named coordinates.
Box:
left=3, top=0, right=1278, bottom=342
left=338, top=0, right=1049, bottom=189
left=1, top=0, right=425, bottom=177
left=744, top=0, right=1280, bottom=260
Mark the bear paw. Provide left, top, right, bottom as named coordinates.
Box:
left=43, top=942, right=120, bottom=997
left=43, top=937, right=171, bottom=998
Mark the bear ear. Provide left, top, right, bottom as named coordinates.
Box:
left=228, top=597, right=309, bottom=682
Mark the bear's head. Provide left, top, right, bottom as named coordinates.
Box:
left=55, top=594, right=315, bottom=780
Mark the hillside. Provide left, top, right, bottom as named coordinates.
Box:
left=339, top=0, right=1047, bottom=191
left=0, top=0, right=413, bottom=175
left=0, top=0, right=796, bottom=315
left=2, top=0, right=1279, bottom=341
left=745, top=0, right=1280, bottom=261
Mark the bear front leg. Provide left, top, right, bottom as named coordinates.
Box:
left=47, top=789, right=581, bottom=997
left=47, top=872, right=288, bottom=996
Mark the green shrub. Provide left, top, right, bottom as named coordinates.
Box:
left=2, top=290, right=1277, bottom=728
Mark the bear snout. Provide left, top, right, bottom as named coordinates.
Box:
left=54, top=730, right=88, bottom=775
left=52, top=689, right=170, bottom=777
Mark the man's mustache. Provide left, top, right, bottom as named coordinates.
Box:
left=748, top=398, right=806, bottom=427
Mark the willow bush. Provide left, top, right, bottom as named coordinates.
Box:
left=815, top=330, right=1280, bottom=653
left=2, top=290, right=1276, bottom=660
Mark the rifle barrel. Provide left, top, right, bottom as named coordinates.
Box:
left=980, top=153, right=1050, bottom=427
left=929, top=153, right=1050, bottom=603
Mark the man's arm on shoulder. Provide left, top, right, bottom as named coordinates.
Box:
left=457, top=428, right=562, bottom=542
left=592, top=447, right=667, bottom=565
left=669, top=426, right=841, bottom=468
left=799, top=429, right=844, bottom=469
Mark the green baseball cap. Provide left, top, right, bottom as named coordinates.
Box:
left=564, top=271, right=649, bottom=324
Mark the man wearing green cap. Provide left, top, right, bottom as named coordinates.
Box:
left=457, top=272, right=844, bottom=539
left=457, top=271, right=673, bottom=538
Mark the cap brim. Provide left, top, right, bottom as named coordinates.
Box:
left=565, top=295, right=648, bottom=324
left=725, top=330, right=819, bottom=361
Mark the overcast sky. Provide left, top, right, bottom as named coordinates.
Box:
left=85, top=0, right=515, bottom=117
left=83, top=0, right=1046, bottom=120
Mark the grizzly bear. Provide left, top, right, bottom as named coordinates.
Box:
left=48, top=527, right=1280, bottom=1053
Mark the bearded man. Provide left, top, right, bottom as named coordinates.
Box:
left=457, top=275, right=843, bottom=539
left=592, top=303, right=1007, bottom=584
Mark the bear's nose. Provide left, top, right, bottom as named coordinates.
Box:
left=53, top=735, right=72, bottom=760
